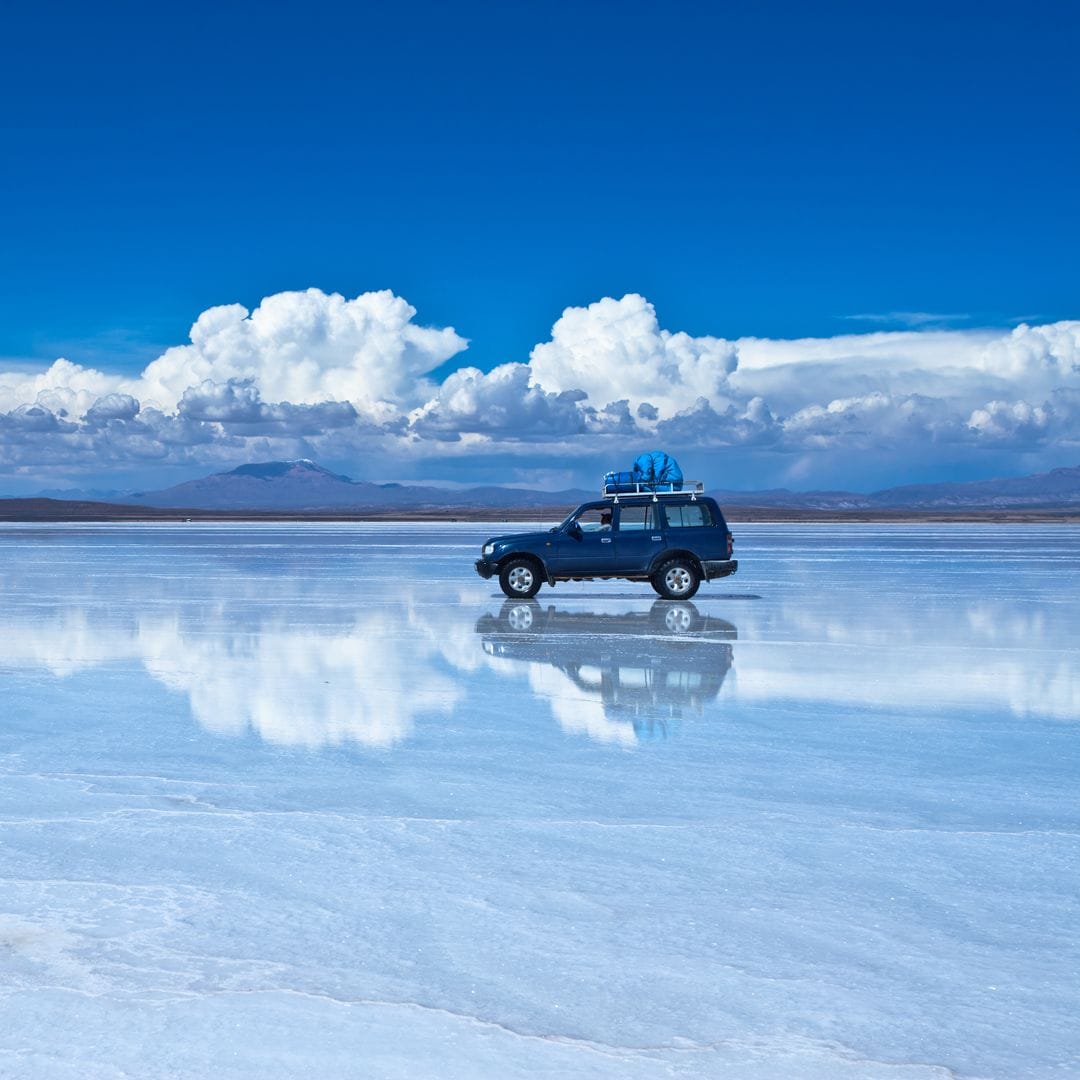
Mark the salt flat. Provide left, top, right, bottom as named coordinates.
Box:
left=0, top=522, right=1077, bottom=1079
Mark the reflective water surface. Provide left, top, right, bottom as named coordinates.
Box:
left=0, top=523, right=1077, bottom=1078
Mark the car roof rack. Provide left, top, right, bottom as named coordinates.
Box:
left=601, top=479, right=704, bottom=502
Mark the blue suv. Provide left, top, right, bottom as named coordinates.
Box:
left=475, top=488, right=737, bottom=600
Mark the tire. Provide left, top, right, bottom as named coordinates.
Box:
left=499, top=557, right=542, bottom=599
left=651, top=558, right=700, bottom=600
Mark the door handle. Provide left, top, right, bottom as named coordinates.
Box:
left=651, top=535, right=662, bottom=541
left=600, top=537, right=612, bottom=543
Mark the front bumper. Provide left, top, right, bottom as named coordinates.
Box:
left=703, top=559, right=738, bottom=580
left=475, top=558, right=496, bottom=580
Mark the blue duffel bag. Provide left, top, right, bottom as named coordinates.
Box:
left=603, top=470, right=639, bottom=494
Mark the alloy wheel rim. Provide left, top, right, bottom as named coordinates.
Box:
left=508, top=566, right=534, bottom=591
left=665, top=567, right=692, bottom=594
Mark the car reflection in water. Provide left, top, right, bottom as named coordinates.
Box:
left=476, top=600, right=737, bottom=742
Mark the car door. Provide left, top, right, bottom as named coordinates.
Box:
left=614, top=502, right=665, bottom=572
left=553, top=505, right=615, bottom=574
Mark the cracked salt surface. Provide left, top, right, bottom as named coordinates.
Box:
left=0, top=522, right=1077, bottom=1079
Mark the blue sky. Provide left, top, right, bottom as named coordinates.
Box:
left=1, top=0, right=1077, bottom=493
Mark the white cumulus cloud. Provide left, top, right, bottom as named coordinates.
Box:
left=528, top=294, right=739, bottom=419
left=407, top=364, right=589, bottom=440
left=0, top=287, right=1077, bottom=490
left=132, top=288, right=468, bottom=419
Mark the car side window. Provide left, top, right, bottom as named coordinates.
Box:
left=616, top=505, right=654, bottom=532
left=574, top=507, right=611, bottom=532
left=664, top=503, right=712, bottom=528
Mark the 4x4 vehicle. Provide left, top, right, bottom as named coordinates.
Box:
left=475, top=483, right=737, bottom=600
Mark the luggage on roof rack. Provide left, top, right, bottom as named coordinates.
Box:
left=602, top=450, right=698, bottom=498
left=634, top=450, right=683, bottom=490
left=602, top=470, right=639, bottom=494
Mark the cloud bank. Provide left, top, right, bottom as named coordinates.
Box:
left=1, top=287, right=1077, bottom=489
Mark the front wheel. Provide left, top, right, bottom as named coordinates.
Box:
left=499, top=557, right=542, bottom=599
left=651, top=558, right=700, bottom=600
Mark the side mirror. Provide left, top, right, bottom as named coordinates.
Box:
left=567, top=521, right=582, bottom=539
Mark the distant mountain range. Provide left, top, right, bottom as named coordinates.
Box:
left=713, top=465, right=1080, bottom=509
left=22, top=459, right=1080, bottom=511
left=129, top=460, right=594, bottom=511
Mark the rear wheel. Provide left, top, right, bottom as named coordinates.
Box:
left=651, top=558, right=700, bottom=600
left=499, top=557, right=542, bottom=599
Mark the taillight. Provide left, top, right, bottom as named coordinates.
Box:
left=726, top=531, right=734, bottom=558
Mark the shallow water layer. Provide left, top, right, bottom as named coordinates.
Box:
left=0, top=522, right=1077, bottom=1079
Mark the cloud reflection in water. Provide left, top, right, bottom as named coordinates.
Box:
left=3, top=524, right=1075, bottom=751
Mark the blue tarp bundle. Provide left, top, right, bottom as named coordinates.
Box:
left=633, top=450, right=683, bottom=490
left=603, top=451, right=683, bottom=493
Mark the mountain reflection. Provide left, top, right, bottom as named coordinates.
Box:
left=474, top=601, right=737, bottom=745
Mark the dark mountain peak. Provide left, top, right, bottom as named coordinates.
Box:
left=226, top=460, right=353, bottom=483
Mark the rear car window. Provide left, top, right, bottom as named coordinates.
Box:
left=664, top=503, right=713, bottom=528
left=617, top=505, right=656, bottom=531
